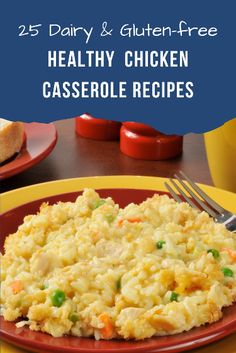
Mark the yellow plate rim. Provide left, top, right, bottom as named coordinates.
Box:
left=1, top=175, right=236, bottom=214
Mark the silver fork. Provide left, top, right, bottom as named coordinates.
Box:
left=164, top=170, right=236, bottom=233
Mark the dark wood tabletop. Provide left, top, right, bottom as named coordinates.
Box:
left=1, top=118, right=213, bottom=193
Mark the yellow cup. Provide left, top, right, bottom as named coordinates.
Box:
left=204, top=118, right=236, bottom=193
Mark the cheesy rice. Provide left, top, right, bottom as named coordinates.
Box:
left=1, top=189, right=236, bottom=340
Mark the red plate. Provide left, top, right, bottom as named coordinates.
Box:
left=0, top=189, right=236, bottom=353
left=0, top=123, right=57, bottom=180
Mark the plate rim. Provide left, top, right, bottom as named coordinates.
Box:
left=0, top=319, right=235, bottom=353
left=1, top=175, right=236, bottom=214
left=0, top=122, right=57, bottom=180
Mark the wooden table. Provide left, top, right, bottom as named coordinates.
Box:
left=1, top=118, right=213, bottom=193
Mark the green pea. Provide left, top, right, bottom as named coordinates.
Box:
left=51, top=289, right=66, bottom=307
left=207, top=249, right=220, bottom=259
left=69, top=313, right=79, bottom=323
left=92, top=199, right=106, bottom=210
left=116, top=277, right=121, bottom=290
left=156, top=240, right=166, bottom=249
left=170, top=292, right=179, bottom=302
left=221, top=267, right=234, bottom=277
left=106, top=215, right=115, bottom=223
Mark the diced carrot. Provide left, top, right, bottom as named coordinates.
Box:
left=67, top=291, right=75, bottom=299
left=11, top=280, right=23, bottom=294
left=117, top=219, right=123, bottom=227
left=98, top=313, right=114, bottom=339
left=127, top=218, right=142, bottom=223
left=223, top=248, right=236, bottom=261
left=117, top=218, right=142, bottom=227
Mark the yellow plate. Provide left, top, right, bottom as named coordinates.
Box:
left=1, top=176, right=236, bottom=353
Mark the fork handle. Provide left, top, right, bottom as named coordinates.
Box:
left=224, top=215, right=236, bottom=233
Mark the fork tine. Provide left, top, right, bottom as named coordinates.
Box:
left=169, top=179, right=199, bottom=209
left=179, top=171, right=225, bottom=214
left=164, top=182, right=182, bottom=203
left=174, top=173, right=218, bottom=218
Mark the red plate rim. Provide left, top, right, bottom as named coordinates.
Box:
left=0, top=122, right=57, bottom=180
